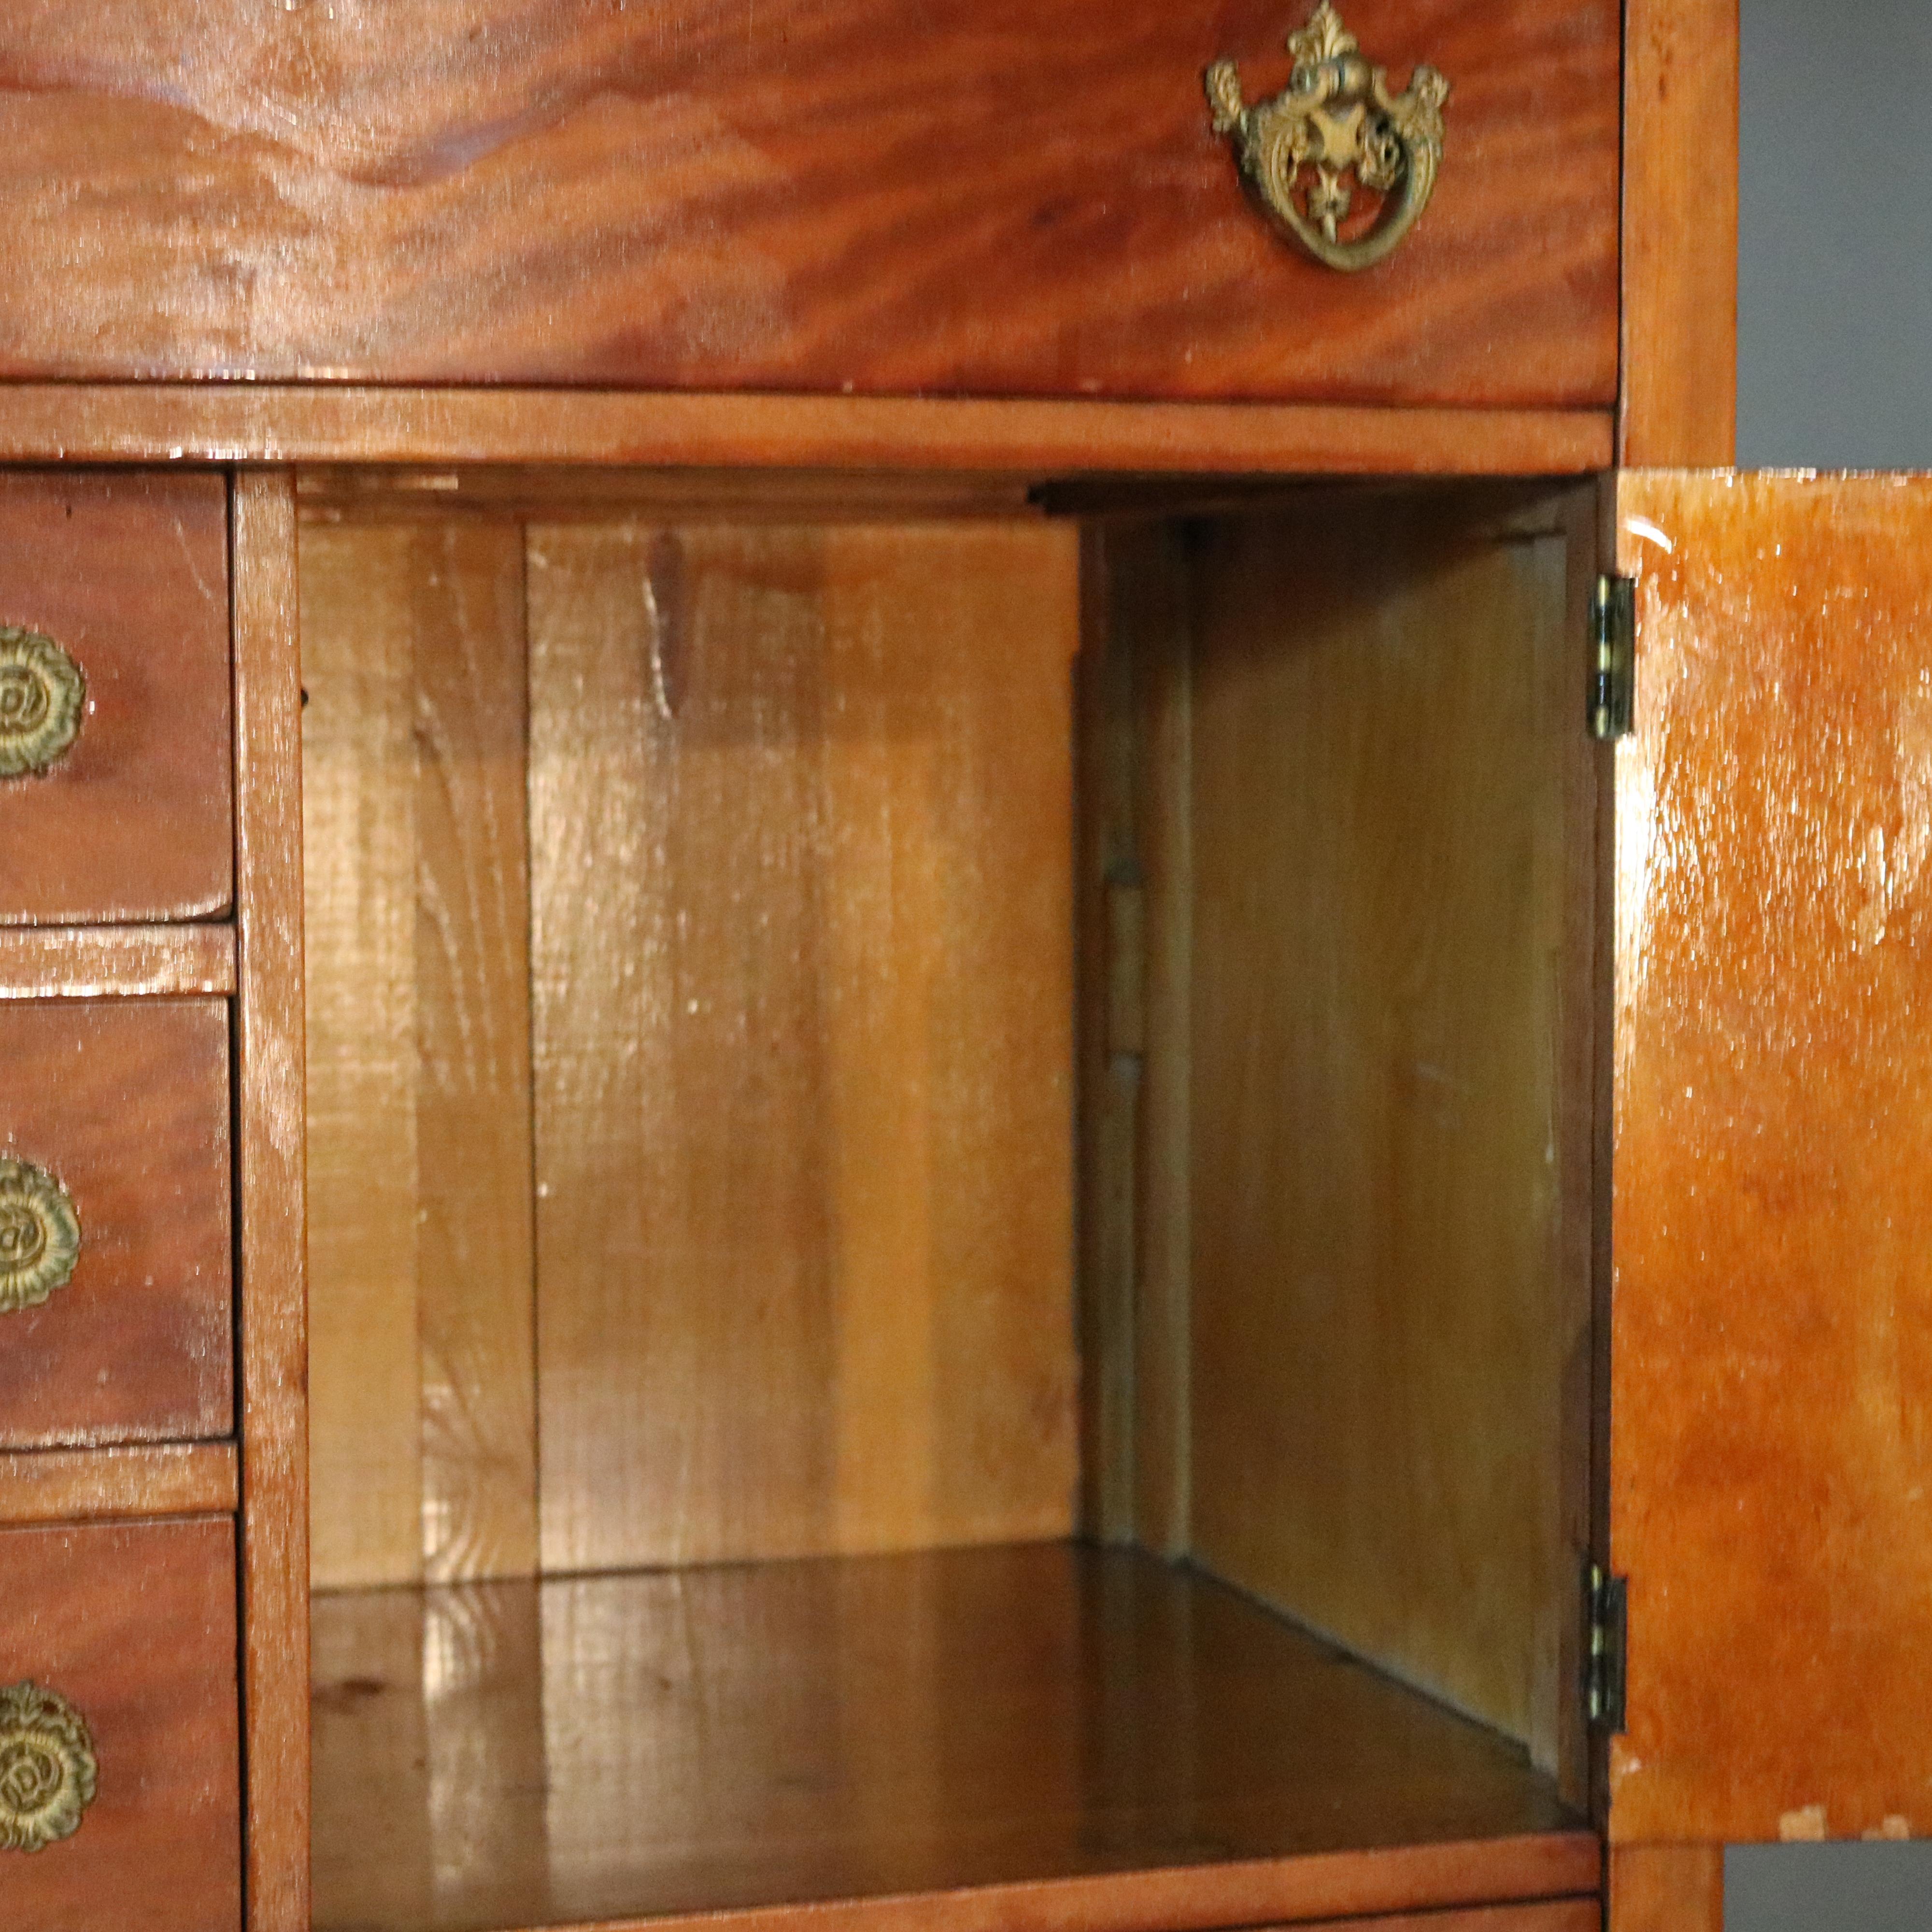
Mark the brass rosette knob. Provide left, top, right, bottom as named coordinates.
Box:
left=0, top=1682, right=99, bottom=1853
left=0, top=627, right=86, bottom=779
left=1206, top=1, right=1449, bottom=272
left=0, top=1156, right=82, bottom=1316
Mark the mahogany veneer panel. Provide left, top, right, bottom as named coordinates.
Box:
left=0, top=1516, right=241, bottom=1932
left=0, top=999, right=232, bottom=1448
left=313, top=1543, right=1592, bottom=1932
left=0, top=2, right=1615, bottom=406
left=0, top=473, right=231, bottom=924
left=1610, top=474, right=1932, bottom=1841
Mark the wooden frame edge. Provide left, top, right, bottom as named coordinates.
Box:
left=0, top=1443, right=240, bottom=1525
left=1620, top=0, right=1739, bottom=465
left=233, top=468, right=310, bottom=1932
left=0, top=923, right=235, bottom=998
left=0, top=386, right=1613, bottom=477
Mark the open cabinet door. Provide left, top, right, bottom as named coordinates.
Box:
left=1609, top=471, right=1932, bottom=1847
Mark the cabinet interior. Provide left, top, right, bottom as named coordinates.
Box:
left=298, top=467, right=1603, bottom=1932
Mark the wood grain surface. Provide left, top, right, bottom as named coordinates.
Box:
left=233, top=469, right=311, bottom=1932
left=0, top=1442, right=238, bottom=1525
left=0, top=1516, right=240, bottom=1932
left=529, top=520, right=1078, bottom=1572
left=1076, top=525, right=1194, bottom=1554
left=1620, top=0, right=1738, bottom=465
left=1188, top=490, right=1592, bottom=1770
left=303, top=521, right=426, bottom=1589
left=312, top=1543, right=1594, bottom=1932
left=304, top=517, right=539, bottom=1589
left=0, top=2, right=1615, bottom=405
left=1609, top=474, right=1932, bottom=1841
left=1606, top=1846, right=1722, bottom=1932
left=0, top=472, right=231, bottom=924
left=0, top=999, right=232, bottom=1448
left=0, top=924, right=235, bottom=1000
left=0, top=389, right=1615, bottom=476
left=413, top=524, right=540, bottom=1586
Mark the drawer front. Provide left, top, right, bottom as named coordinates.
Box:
left=0, top=473, right=231, bottom=925
left=0, top=1001, right=232, bottom=1448
left=0, top=1516, right=240, bottom=1932
left=0, top=1, right=1618, bottom=407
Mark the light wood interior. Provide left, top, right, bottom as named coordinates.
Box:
left=1185, top=494, right=1594, bottom=1770
left=304, top=489, right=1079, bottom=1590
left=303, top=470, right=1597, bottom=1929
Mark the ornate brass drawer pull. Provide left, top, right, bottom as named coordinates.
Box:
left=0, top=1157, right=82, bottom=1315
left=1206, top=2, right=1449, bottom=273
left=0, top=628, right=86, bottom=779
left=0, top=1682, right=98, bottom=1852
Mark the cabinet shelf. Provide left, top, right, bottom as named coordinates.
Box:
left=312, top=1542, right=1593, bottom=1932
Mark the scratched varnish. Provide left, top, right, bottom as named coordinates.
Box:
left=303, top=470, right=1603, bottom=1932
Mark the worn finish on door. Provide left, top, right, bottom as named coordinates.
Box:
left=1610, top=472, right=1932, bottom=1842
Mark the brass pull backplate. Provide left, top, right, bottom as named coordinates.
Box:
left=0, top=1682, right=98, bottom=1852
left=1206, top=2, right=1449, bottom=272
left=0, top=628, right=85, bottom=779
left=0, top=1157, right=82, bottom=1315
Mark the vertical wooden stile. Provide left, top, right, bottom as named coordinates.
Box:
left=1621, top=0, right=1739, bottom=465
left=232, top=468, right=311, bottom=1932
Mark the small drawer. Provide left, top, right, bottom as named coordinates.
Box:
left=0, top=472, right=231, bottom=925
left=0, top=1000, right=232, bottom=1448
left=0, top=1516, right=240, bottom=1932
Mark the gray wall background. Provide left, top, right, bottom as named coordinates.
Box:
left=1726, top=3, right=1932, bottom=1923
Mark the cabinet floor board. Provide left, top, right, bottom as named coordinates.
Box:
left=311, top=1543, right=1592, bottom=1932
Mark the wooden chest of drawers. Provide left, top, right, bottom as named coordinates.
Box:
left=9, top=8, right=1911, bottom=1932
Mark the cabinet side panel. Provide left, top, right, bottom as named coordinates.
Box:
left=529, top=521, right=1078, bottom=1572
left=1189, top=493, right=1580, bottom=1756
left=1609, top=473, right=1932, bottom=1840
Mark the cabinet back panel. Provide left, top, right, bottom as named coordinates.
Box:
left=527, top=521, right=1078, bottom=1572
left=304, top=517, right=539, bottom=1589
left=305, top=506, right=1079, bottom=1584
left=1188, top=493, right=1588, bottom=1762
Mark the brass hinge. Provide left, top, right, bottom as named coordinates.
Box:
left=1585, top=1563, right=1628, bottom=1734
left=1589, top=575, right=1635, bottom=741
